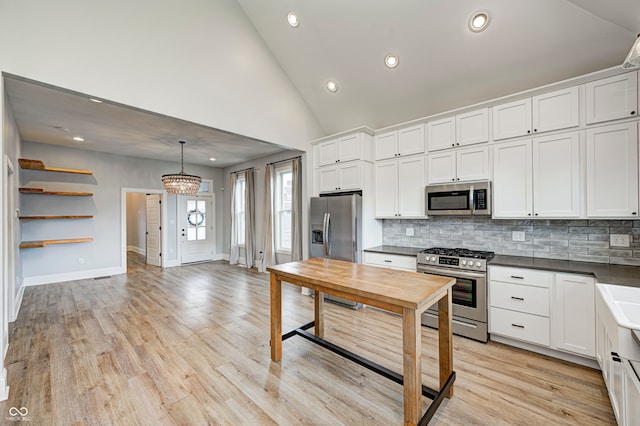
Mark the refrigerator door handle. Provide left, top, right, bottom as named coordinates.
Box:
left=324, top=213, right=331, bottom=257
left=323, top=213, right=329, bottom=257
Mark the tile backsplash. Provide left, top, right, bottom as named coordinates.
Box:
left=382, top=217, right=640, bottom=266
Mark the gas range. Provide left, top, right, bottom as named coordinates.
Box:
left=417, top=247, right=495, bottom=272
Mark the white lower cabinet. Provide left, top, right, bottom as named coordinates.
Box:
left=624, top=360, right=640, bottom=426
left=489, top=266, right=596, bottom=360
left=553, top=273, right=595, bottom=357
left=363, top=252, right=416, bottom=271
left=489, top=266, right=551, bottom=346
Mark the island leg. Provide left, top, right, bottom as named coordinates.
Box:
left=314, top=290, right=324, bottom=338
left=402, top=307, right=422, bottom=426
left=270, top=273, right=282, bottom=361
left=438, top=287, right=454, bottom=397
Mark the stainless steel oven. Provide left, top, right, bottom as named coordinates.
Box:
left=417, top=248, right=493, bottom=342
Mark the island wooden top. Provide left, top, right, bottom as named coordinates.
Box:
left=268, top=258, right=455, bottom=313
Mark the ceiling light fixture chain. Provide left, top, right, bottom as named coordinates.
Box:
left=162, top=140, right=202, bottom=195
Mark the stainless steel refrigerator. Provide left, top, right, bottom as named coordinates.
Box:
left=309, top=193, right=362, bottom=308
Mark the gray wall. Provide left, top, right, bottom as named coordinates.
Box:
left=20, top=141, right=224, bottom=281
left=383, top=217, right=640, bottom=266
left=126, top=192, right=146, bottom=253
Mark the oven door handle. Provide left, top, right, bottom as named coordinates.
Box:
left=418, top=266, right=486, bottom=279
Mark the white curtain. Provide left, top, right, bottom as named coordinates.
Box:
left=258, top=164, right=275, bottom=273
left=245, top=170, right=256, bottom=268
left=229, top=173, right=240, bottom=265
left=291, top=158, right=303, bottom=261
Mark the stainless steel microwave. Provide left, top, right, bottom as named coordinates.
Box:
left=425, top=181, right=491, bottom=216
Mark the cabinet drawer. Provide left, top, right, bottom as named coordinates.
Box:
left=363, top=252, right=416, bottom=271
left=488, top=266, right=551, bottom=288
left=490, top=307, right=550, bottom=346
left=490, top=281, right=549, bottom=316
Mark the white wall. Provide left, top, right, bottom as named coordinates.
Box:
left=0, top=0, right=324, bottom=152
left=20, top=141, right=224, bottom=284
left=126, top=192, right=146, bottom=254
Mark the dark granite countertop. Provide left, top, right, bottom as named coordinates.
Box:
left=363, top=246, right=640, bottom=288
left=491, top=255, right=640, bottom=288
left=364, top=245, right=423, bottom=257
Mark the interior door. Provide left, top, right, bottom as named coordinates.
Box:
left=180, top=195, right=214, bottom=264
left=145, top=194, right=162, bottom=266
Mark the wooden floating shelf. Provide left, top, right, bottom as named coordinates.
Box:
left=18, top=158, right=93, bottom=175
left=19, top=187, right=93, bottom=196
left=19, top=215, right=93, bottom=220
left=20, top=238, right=93, bottom=249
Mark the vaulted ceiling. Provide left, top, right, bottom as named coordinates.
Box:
left=237, top=0, right=640, bottom=134
left=5, top=1, right=640, bottom=166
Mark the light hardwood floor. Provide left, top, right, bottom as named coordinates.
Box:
left=0, top=253, right=615, bottom=425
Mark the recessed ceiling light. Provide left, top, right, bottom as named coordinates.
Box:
left=326, top=80, right=338, bottom=93
left=209, top=157, right=216, bottom=162
left=287, top=12, right=300, bottom=27
left=384, top=54, right=399, bottom=69
left=72, top=136, right=85, bottom=142
left=89, top=98, right=103, bottom=103
left=468, top=11, right=489, bottom=32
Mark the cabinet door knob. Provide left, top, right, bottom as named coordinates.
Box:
left=528, top=213, right=532, bottom=216
left=456, top=178, right=460, bottom=180
left=631, top=111, right=636, bottom=115
left=533, top=129, right=537, bottom=132
left=633, top=212, right=637, bottom=215
left=451, top=143, right=455, bottom=147
left=527, top=130, right=531, bottom=134
left=456, top=143, right=460, bottom=146
left=451, top=178, right=455, bottom=181
left=534, top=213, right=538, bottom=216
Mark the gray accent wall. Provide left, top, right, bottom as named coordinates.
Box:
left=20, top=141, right=224, bottom=282
left=383, top=217, right=640, bottom=266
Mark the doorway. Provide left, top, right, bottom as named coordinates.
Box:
left=178, top=194, right=215, bottom=264
left=121, top=188, right=168, bottom=272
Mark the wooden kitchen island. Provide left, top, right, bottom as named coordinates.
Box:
left=268, top=258, right=456, bottom=426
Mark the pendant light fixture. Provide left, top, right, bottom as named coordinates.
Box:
left=622, top=34, right=640, bottom=69
left=162, top=141, right=202, bottom=195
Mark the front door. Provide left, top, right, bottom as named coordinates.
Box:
left=145, top=194, right=162, bottom=267
left=179, top=195, right=214, bottom=264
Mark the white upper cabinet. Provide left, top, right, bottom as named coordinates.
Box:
left=375, top=156, right=425, bottom=217
left=493, top=140, right=533, bottom=218
left=532, top=87, right=580, bottom=133
left=426, top=108, right=488, bottom=151
left=318, top=132, right=372, bottom=166
left=375, top=125, right=424, bottom=161
left=585, top=72, right=638, bottom=125
left=427, top=146, right=489, bottom=184
left=493, top=133, right=582, bottom=219
left=492, top=99, right=532, bottom=141
left=586, top=122, right=639, bottom=217
left=426, top=117, right=455, bottom=151
left=532, top=132, right=581, bottom=218
left=493, top=87, right=579, bottom=141
left=319, top=162, right=363, bottom=193
left=456, top=108, right=489, bottom=146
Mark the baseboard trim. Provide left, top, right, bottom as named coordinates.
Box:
left=11, top=284, right=24, bottom=322
left=127, top=246, right=145, bottom=256
left=163, top=259, right=180, bottom=268
left=490, top=335, right=599, bottom=369
left=24, top=266, right=125, bottom=287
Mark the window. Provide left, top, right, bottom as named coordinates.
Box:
left=275, top=166, right=292, bottom=252
left=186, top=199, right=207, bottom=241
left=235, top=176, right=246, bottom=245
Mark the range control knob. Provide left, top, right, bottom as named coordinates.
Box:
left=475, top=261, right=482, bottom=267
left=461, top=260, right=467, bottom=266
left=431, top=256, right=436, bottom=262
